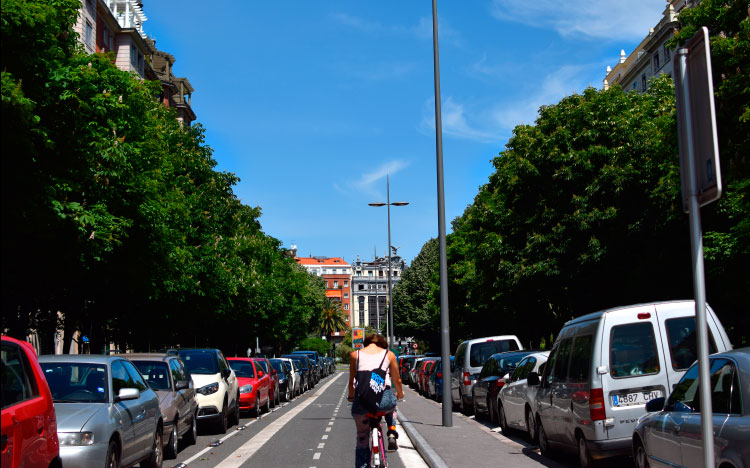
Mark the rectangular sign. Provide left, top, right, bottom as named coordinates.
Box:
left=352, top=328, right=365, bottom=349
left=674, top=26, right=722, bottom=211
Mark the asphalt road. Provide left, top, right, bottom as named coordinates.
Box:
left=166, top=371, right=424, bottom=468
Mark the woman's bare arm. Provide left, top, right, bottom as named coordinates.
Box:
left=387, top=351, right=404, bottom=399
left=347, top=351, right=357, bottom=401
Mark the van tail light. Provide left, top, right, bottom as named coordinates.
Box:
left=637, top=312, right=651, bottom=319
left=437, top=373, right=442, bottom=379
left=463, top=372, right=471, bottom=386
left=495, top=379, right=506, bottom=390
left=590, top=388, right=606, bottom=421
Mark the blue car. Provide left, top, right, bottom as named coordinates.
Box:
left=428, top=356, right=454, bottom=402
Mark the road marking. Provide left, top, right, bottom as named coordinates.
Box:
left=212, top=373, right=343, bottom=468
left=325, top=427, right=331, bottom=432
left=322, top=435, right=328, bottom=440
left=394, top=419, right=429, bottom=468
left=313, top=452, right=321, bottom=460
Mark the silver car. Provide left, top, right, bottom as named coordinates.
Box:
left=39, top=354, right=164, bottom=468
left=632, top=348, right=750, bottom=468
left=497, top=350, right=549, bottom=439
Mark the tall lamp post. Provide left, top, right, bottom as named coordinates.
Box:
left=368, top=175, right=408, bottom=350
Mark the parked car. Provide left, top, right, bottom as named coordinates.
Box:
left=400, top=355, right=422, bottom=385
left=409, top=358, right=428, bottom=389
left=170, top=348, right=239, bottom=434
left=632, top=348, right=750, bottom=468
left=451, top=335, right=523, bottom=414
left=276, top=357, right=301, bottom=398
left=227, top=358, right=271, bottom=415
left=473, top=350, right=537, bottom=420
left=251, top=358, right=280, bottom=408
left=39, top=354, right=163, bottom=468
left=129, top=353, right=198, bottom=458
left=281, top=354, right=312, bottom=393
left=289, top=351, right=320, bottom=384
left=428, top=357, right=454, bottom=402
left=2, top=336, right=61, bottom=468
left=421, top=360, right=437, bottom=395
left=497, top=350, right=549, bottom=438
left=270, top=358, right=293, bottom=401
left=529, top=300, right=731, bottom=467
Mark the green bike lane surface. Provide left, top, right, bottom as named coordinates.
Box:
left=169, top=371, right=411, bottom=468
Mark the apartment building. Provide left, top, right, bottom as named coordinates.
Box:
left=603, top=0, right=691, bottom=93
left=350, top=253, right=406, bottom=331
left=74, top=0, right=196, bottom=125
left=295, top=254, right=353, bottom=338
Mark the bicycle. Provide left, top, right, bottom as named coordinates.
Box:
left=365, top=411, right=389, bottom=467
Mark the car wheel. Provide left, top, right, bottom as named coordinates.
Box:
left=489, top=397, right=497, bottom=425
left=165, top=421, right=178, bottom=459
left=525, top=407, right=536, bottom=443
left=185, top=413, right=198, bottom=445
left=537, top=416, right=552, bottom=457
left=275, top=386, right=280, bottom=406
left=106, top=440, right=120, bottom=468
left=499, top=402, right=509, bottom=434
left=261, top=392, right=270, bottom=413
left=633, top=438, right=650, bottom=468
left=217, top=403, right=228, bottom=434
left=229, top=392, right=240, bottom=426
left=284, top=384, right=291, bottom=402
left=142, top=428, right=163, bottom=468
left=578, top=434, right=596, bottom=468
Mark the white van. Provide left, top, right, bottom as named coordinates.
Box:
left=450, top=335, right=523, bottom=414
left=528, top=300, right=731, bottom=467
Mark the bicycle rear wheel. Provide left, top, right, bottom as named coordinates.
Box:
left=369, top=426, right=388, bottom=467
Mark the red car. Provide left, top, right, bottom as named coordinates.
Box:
left=420, top=360, right=436, bottom=395
left=251, top=358, right=280, bottom=408
left=1, top=335, right=61, bottom=468
left=227, top=358, right=271, bottom=415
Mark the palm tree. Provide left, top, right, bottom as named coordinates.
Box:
left=319, top=298, right=349, bottom=338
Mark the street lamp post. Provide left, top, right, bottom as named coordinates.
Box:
left=369, top=175, right=408, bottom=350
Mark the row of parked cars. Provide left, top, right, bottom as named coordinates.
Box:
left=400, top=300, right=749, bottom=467
left=1, top=341, right=336, bottom=468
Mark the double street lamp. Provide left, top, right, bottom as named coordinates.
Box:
left=368, top=175, right=408, bottom=350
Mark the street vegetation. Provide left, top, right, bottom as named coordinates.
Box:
left=394, top=0, right=749, bottom=350
left=1, top=0, right=327, bottom=354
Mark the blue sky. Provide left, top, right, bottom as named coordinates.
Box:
left=145, top=1, right=665, bottom=265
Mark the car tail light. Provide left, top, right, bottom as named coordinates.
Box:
left=463, top=372, right=471, bottom=386
left=590, top=388, right=606, bottom=421
left=486, top=339, right=494, bottom=342
left=437, top=373, right=442, bottom=379
left=495, top=380, right=505, bottom=390
left=637, top=312, right=651, bottom=319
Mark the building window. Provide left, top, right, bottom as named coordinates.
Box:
left=653, top=52, right=660, bottom=70
left=344, top=304, right=349, bottom=310
left=664, top=44, right=671, bottom=61
left=344, top=293, right=349, bottom=298
left=344, top=281, right=348, bottom=287
left=368, top=271, right=373, bottom=277
left=379, top=271, right=384, bottom=277
left=633, top=81, right=637, bottom=91
left=85, top=21, right=93, bottom=48
left=333, top=281, right=339, bottom=288
left=641, top=73, right=647, bottom=90
left=130, top=45, right=137, bottom=67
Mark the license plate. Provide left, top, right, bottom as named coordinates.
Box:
left=612, top=390, right=662, bottom=407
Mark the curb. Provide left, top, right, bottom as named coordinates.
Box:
left=396, top=408, right=450, bottom=468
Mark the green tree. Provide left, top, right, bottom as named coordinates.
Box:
left=297, top=337, right=331, bottom=356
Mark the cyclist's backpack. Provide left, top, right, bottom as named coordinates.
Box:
left=354, top=350, right=393, bottom=414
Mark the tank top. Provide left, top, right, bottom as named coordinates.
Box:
left=357, top=349, right=391, bottom=383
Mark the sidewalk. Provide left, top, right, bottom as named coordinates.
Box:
left=396, top=387, right=566, bottom=468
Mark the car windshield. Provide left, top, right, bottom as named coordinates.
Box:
left=495, top=353, right=530, bottom=374
left=270, top=360, right=285, bottom=373
left=254, top=360, right=270, bottom=373
left=41, top=363, right=108, bottom=403
left=229, top=361, right=255, bottom=378
left=177, top=350, right=219, bottom=375
left=132, top=361, right=171, bottom=390
left=469, top=340, right=519, bottom=368
left=285, top=357, right=306, bottom=369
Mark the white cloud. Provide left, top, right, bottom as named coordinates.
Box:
left=420, top=96, right=503, bottom=143
left=490, top=0, right=665, bottom=40
left=346, top=160, right=410, bottom=198
left=331, top=13, right=462, bottom=46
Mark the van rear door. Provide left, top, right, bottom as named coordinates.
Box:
left=601, top=305, right=668, bottom=441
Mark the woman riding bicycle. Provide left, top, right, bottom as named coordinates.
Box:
left=348, top=334, right=404, bottom=468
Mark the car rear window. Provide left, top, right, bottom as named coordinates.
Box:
left=610, top=323, right=660, bottom=378
left=132, top=361, right=171, bottom=390
left=469, top=340, right=519, bottom=368
left=665, top=317, right=718, bottom=370
left=41, top=363, right=108, bottom=403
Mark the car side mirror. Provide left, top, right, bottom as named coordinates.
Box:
left=273, top=370, right=277, bottom=375
left=175, top=380, right=189, bottom=391
left=222, top=368, right=232, bottom=379
left=116, top=388, right=140, bottom=402
left=646, top=397, right=665, bottom=412
left=527, top=372, right=540, bottom=386
left=257, top=370, right=264, bottom=378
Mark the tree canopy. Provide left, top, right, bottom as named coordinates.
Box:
left=1, top=0, right=326, bottom=354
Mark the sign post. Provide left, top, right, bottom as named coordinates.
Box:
left=674, top=27, right=722, bottom=468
